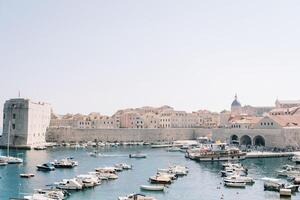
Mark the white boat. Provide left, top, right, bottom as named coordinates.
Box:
left=118, top=194, right=157, bottom=200
left=53, top=158, right=78, bottom=168
left=34, top=146, right=46, bottom=150
left=32, top=188, right=69, bottom=200
left=140, top=185, right=165, bottom=191
left=115, top=163, right=132, bottom=170
left=76, top=174, right=101, bottom=188
left=224, top=175, right=254, bottom=185
left=186, top=143, right=246, bottom=162
left=56, top=178, right=83, bottom=190
left=20, top=173, right=35, bottom=178
left=262, top=177, right=282, bottom=191
left=0, top=156, right=23, bottom=164
left=280, top=188, right=292, bottom=197
left=24, top=193, right=60, bottom=200
left=149, top=175, right=172, bottom=184
left=95, top=167, right=116, bottom=173
left=224, top=181, right=246, bottom=188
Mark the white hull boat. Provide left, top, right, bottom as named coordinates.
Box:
left=140, top=185, right=165, bottom=191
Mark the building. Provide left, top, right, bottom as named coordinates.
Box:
left=275, top=99, right=300, bottom=108
left=219, top=110, right=231, bottom=127
left=143, top=113, right=159, bottom=128
left=229, top=115, right=262, bottom=129
left=269, top=107, right=300, bottom=116
left=230, top=94, right=273, bottom=117
left=159, top=110, right=198, bottom=128
left=253, top=115, right=300, bottom=129
left=192, top=110, right=220, bottom=128
left=1, top=98, right=51, bottom=148
left=120, top=111, right=144, bottom=128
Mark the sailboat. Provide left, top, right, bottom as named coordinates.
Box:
left=0, top=120, right=23, bottom=164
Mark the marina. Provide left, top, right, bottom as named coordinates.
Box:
left=1, top=145, right=300, bottom=200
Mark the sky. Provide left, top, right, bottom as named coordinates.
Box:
left=1, top=0, right=300, bottom=128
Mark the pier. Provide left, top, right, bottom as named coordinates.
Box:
left=246, top=151, right=295, bottom=159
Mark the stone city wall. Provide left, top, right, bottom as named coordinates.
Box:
left=46, top=127, right=300, bottom=148
left=46, top=127, right=212, bottom=143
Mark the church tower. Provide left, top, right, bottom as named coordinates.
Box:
left=231, top=94, right=242, bottom=115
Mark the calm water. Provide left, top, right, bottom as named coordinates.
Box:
left=0, top=147, right=299, bottom=200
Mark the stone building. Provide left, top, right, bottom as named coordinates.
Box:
left=1, top=98, right=51, bottom=148
left=159, top=110, right=198, bottom=128
left=275, top=99, right=300, bottom=108
left=192, top=110, right=220, bottom=128
left=120, top=111, right=144, bottom=128
left=143, top=113, right=159, bottom=128
left=230, top=94, right=273, bottom=117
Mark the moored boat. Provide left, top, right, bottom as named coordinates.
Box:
left=129, top=153, right=147, bottom=159
left=149, top=175, right=172, bottom=184
left=224, top=181, right=246, bottom=188
left=55, top=178, right=83, bottom=190
left=118, top=193, right=156, bottom=200
left=20, top=173, right=35, bottom=178
left=37, top=163, right=55, bottom=171
left=186, top=143, right=246, bottom=162
left=140, top=185, right=165, bottom=191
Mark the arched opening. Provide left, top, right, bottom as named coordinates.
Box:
left=240, top=135, right=252, bottom=146
left=230, top=135, right=239, bottom=145
left=253, top=135, right=265, bottom=146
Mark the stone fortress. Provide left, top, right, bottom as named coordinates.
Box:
left=1, top=96, right=300, bottom=149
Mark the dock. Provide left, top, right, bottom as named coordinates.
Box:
left=246, top=151, right=294, bottom=159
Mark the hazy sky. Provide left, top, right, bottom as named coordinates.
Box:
left=1, top=0, right=300, bottom=126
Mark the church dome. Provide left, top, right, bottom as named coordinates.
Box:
left=231, top=94, right=241, bottom=107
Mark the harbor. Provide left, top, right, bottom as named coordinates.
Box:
left=0, top=143, right=300, bottom=200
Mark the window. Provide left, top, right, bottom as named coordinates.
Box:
left=3, top=113, right=5, bottom=119
left=271, top=122, right=273, bottom=126
left=13, top=113, right=16, bottom=119
left=12, top=124, right=16, bottom=129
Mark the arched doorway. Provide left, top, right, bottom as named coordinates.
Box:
left=253, top=135, right=265, bottom=146
left=230, top=135, right=239, bottom=145
left=240, top=135, right=252, bottom=146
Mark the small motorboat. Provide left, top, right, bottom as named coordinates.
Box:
left=55, top=178, right=83, bottom=190
left=280, top=188, right=292, bottom=197
left=115, top=163, right=132, bottom=170
left=140, top=185, right=165, bottom=191
left=34, top=188, right=70, bottom=200
left=149, top=175, right=172, bottom=184
left=262, top=177, right=283, bottom=191
left=53, top=158, right=78, bottom=168
left=224, top=175, right=255, bottom=185
left=20, top=173, right=35, bottom=178
left=34, top=146, right=46, bottom=150
left=129, top=153, right=147, bottom=159
left=224, top=181, right=246, bottom=188
left=118, top=193, right=156, bottom=200
left=36, top=163, right=55, bottom=171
